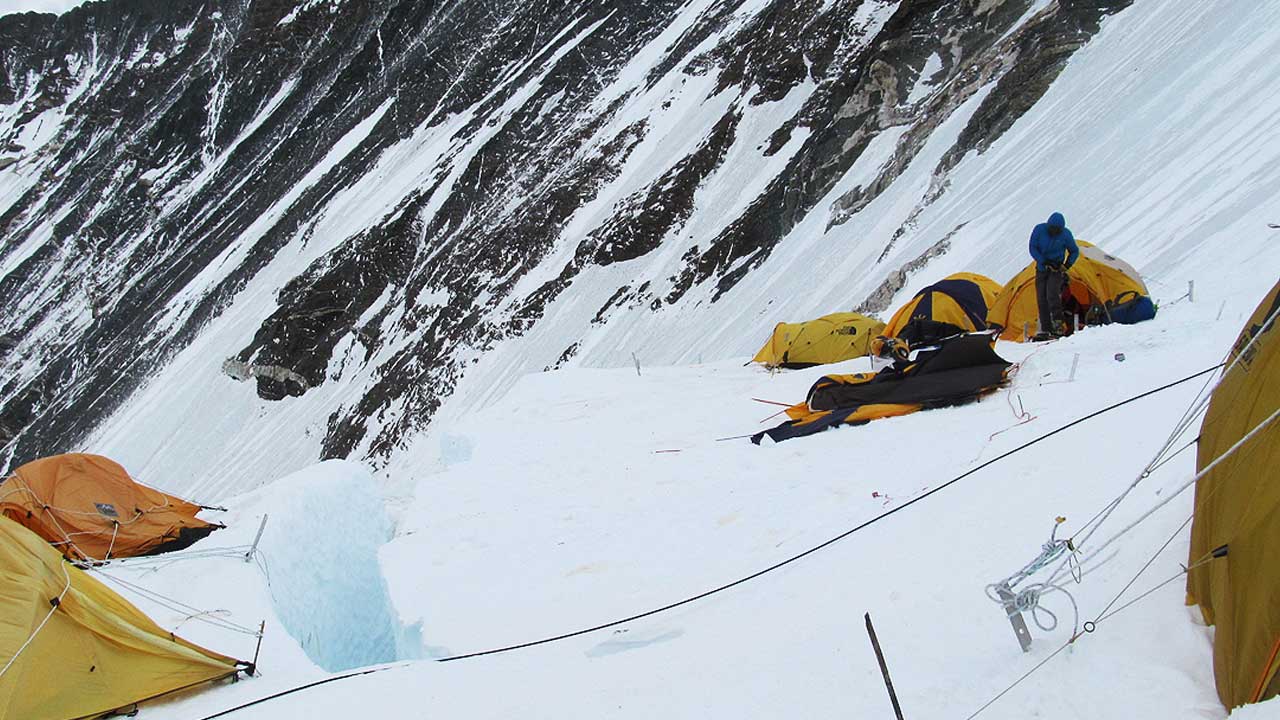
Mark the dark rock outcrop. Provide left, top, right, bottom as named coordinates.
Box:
left=0, top=0, right=1131, bottom=469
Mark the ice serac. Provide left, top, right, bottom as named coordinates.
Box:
left=0, top=0, right=1128, bottom=487
left=251, top=459, right=415, bottom=671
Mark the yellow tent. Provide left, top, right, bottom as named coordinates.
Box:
left=0, top=516, right=244, bottom=719
left=882, top=272, right=1002, bottom=345
left=1187, top=278, right=1280, bottom=709
left=986, top=241, right=1151, bottom=341
left=752, top=312, right=886, bottom=369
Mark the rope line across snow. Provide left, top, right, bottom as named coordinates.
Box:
left=191, top=364, right=1224, bottom=718
left=436, top=363, right=1224, bottom=663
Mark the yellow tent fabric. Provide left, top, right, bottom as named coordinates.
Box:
left=1186, top=278, right=1280, bottom=709
left=752, top=312, right=886, bottom=368
left=882, top=272, right=1002, bottom=343
left=1, top=454, right=220, bottom=562
left=0, top=516, right=242, bottom=720
left=986, top=241, right=1149, bottom=341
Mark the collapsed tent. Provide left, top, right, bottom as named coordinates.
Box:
left=1186, top=278, right=1280, bottom=709
left=0, top=515, right=246, bottom=720
left=752, top=312, right=886, bottom=369
left=986, top=241, right=1155, bottom=341
left=882, top=272, right=1002, bottom=346
left=0, top=453, right=221, bottom=562
left=753, top=334, right=1012, bottom=443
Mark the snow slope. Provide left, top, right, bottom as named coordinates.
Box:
left=428, top=0, right=1280, bottom=427
left=131, top=268, right=1272, bottom=720
left=18, top=0, right=1280, bottom=718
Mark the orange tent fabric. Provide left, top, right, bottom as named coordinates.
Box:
left=0, top=454, right=220, bottom=562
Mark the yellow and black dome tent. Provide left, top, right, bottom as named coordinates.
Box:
left=752, top=312, right=886, bottom=369
left=0, top=515, right=245, bottom=720
left=1, top=454, right=220, bottom=562
left=1186, top=278, right=1280, bottom=709
left=882, top=272, right=1002, bottom=346
left=986, top=241, right=1153, bottom=341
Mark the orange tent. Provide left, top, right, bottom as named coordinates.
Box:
left=0, top=454, right=220, bottom=562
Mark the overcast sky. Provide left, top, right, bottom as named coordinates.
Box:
left=0, top=0, right=92, bottom=17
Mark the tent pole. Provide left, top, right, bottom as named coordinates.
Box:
left=246, top=515, right=268, bottom=563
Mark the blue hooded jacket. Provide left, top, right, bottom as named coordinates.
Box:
left=1028, top=212, right=1079, bottom=271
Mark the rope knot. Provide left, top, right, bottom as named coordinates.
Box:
left=1013, top=587, right=1041, bottom=613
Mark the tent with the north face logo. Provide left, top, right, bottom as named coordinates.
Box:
left=881, top=272, right=1002, bottom=347
left=751, top=312, right=886, bottom=369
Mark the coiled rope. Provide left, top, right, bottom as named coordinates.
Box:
left=985, top=305, right=1276, bottom=628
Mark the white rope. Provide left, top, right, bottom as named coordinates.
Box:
left=1039, top=308, right=1278, bottom=587
left=985, top=519, right=1084, bottom=634
left=989, top=403, right=1278, bottom=637
left=0, top=560, right=72, bottom=680
left=986, top=312, right=1277, bottom=636
left=1070, top=405, right=1280, bottom=572
left=104, top=521, right=119, bottom=561
left=92, top=569, right=262, bottom=638
left=77, top=544, right=258, bottom=571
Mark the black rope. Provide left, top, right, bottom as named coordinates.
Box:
left=1091, top=515, right=1192, bottom=622
left=1148, top=435, right=1199, bottom=474
left=196, top=664, right=409, bottom=720
left=194, top=363, right=1224, bottom=719
left=436, top=363, right=1224, bottom=663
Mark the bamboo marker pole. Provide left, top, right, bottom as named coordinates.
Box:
left=865, top=612, right=906, bottom=720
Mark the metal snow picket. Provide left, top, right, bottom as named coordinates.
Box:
left=993, top=583, right=1034, bottom=652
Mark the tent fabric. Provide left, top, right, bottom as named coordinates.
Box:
left=0, top=454, right=219, bottom=562
left=1186, top=278, right=1280, bottom=709
left=986, top=241, right=1152, bottom=341
left=0, top=516, right=242, bottom=720
left=752, top=334, right=1011, bottom=443
left=752, top=312, right=886, bottom=369
left=882, top=272, right=1002, bottom=346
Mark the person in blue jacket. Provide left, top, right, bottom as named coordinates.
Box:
left=1028, top=211, right=1080, bottom=339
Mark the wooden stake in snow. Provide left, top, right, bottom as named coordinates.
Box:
left=632, top=353, right=641, bottom=377
left=1068, top=353, right=1080, bottom=383
left=865, top=612, right=906, bottom=720
left=1188, top=280, right=1195, bottom=303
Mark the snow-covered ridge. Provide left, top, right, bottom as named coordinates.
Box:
left=1, top=0, right=1278, bottom=717
left=0, top=0, right=1143, bottom=487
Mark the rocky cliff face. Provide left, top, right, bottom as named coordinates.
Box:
left=0, top=0, right=1130, bottom=474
